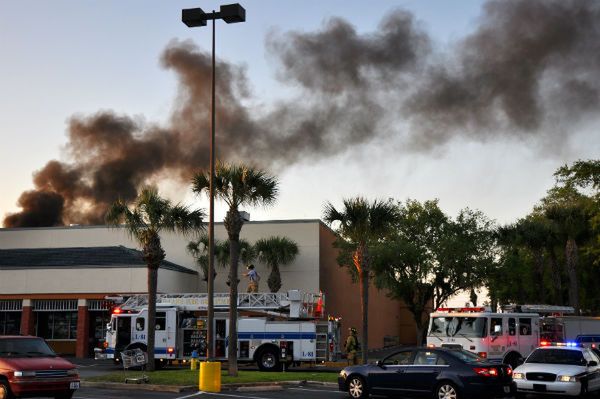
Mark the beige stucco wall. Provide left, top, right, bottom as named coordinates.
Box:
left=0, top=267, right=196, bottom=295
left=0, top=220, right=419, bottom=349
left=0, top=220, right=321, bottom=295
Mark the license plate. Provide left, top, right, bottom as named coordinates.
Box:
left=70, top=382, right=80, bottom=390
left=503, top=386, right=510, bottom=393
left=533, top=384, right=547, bottom=392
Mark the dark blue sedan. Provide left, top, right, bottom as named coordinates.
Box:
left=338, top=347, right=515, bottom=399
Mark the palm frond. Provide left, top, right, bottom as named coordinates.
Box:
left=191, top=172, right=211, bottom=198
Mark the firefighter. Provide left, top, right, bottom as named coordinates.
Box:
left=345, top=327, right=359, bottom=365
left=243, top=264, right=260, bottom=293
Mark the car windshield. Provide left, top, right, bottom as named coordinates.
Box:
left=0, top=338, right=56, bottom=357
left=526, top=349, right=586, bottom=365
left=445, top=349, right=485, bottom=363
left=429, top=317, right=488, bottom=338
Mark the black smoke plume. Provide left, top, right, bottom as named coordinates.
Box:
left=4, top=0, right=600, bottom=227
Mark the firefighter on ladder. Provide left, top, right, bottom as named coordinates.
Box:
left=244, top=264, right=259, bottom=293
left=345, top=327, right=359, bottom=365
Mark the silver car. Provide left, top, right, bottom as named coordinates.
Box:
left=513, top=343, right=600, bottom=397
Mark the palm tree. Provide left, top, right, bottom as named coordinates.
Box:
left=545, top=203, right=589, bottom=314
left=541, top=184, right=591, bottom=314
left=255, top=236, right=299, bottom=293
left=106, top=187, right=204, bottom=370
left=515, top=216, right=550, bottom=303
left=187, top=234, right=220, bottom=282
left=192, top=162, right=278, bottom=376
left=214, top=239, right=256, bottom=286
left=323, top=197, right=399, bottom=364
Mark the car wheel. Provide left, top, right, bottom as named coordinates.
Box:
left=347, top=375, right=368, bottom=399
left=257, top=347, right=280, bottom=372
left=434, top=381, right=459, bottom=399
left=0, top=381, right=15, bottom=399
left=54, top=391, right=74, bottom=399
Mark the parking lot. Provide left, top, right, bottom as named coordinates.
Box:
left=73, top=385, right=346, bottom=399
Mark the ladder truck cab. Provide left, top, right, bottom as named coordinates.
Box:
left=426, top=306, right=540, bottom=368
left=98, top=290, right=342, bottom=371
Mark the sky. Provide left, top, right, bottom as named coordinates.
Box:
left=1, top=0, right=599, bottom=229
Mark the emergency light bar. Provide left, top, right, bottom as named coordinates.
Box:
left=540, top=341, right=581, bottom=348
left=436, top=307, right=490, bottom=313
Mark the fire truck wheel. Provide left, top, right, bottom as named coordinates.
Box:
left=0, top=381, right=15, bottom=399
left=256, top=347, right=281, bottom=372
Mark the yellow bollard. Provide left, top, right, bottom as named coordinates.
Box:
left=190, top=358, right=198, bottom=370
left=199, top=361, right=221, bottom=392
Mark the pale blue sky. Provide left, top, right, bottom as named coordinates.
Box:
left=1, top=1, right=597, bottom=226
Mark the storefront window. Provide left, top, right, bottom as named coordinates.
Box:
left=0, top=312, right=21, bottom=335
left=36, top=312, right=78, bottom=339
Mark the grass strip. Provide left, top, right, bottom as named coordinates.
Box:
left=86, top=370, right=339, bottom=385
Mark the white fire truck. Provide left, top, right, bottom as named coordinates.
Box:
left=426, top=305, right=576, bottom=368
left=97, top=290, right=341, bottom=371
left=427, top=306, right=541, bottom=368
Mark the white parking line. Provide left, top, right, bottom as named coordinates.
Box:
left=194, top=392, right=271, bottom=399
left=175, top=392, right=205, bottom=399
left=289, top=387, right=346, bottom=394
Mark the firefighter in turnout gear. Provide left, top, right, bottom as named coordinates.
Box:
left=244, top=264, right=260, bottom=293
left=345, top=327, right=359, bottom=365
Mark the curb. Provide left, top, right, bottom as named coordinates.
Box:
left=82, top=380, right=338, bottom=393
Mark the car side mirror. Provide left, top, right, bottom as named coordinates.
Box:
left=376, top=360, right=384, bottom=368
left=588, top=361, right=598, bottom=367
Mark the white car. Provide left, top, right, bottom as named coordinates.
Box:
left=513, top=343, right=600, bottom=397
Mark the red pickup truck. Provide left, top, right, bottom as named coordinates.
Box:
left=0, top=336, right=80, bottom=399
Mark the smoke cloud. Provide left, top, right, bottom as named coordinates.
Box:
left=4, top=0, right=600, bottom=227
left=405, top=0, right=600, bottom=147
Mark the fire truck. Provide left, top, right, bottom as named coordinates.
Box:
left=97, top=290, right=341, bottom=371
left=426, top=305, right=576, bottom=368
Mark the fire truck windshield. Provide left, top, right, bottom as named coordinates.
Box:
left=429, top=316, right=488, bottom=338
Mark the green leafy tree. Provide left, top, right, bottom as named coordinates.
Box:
left=255, top=236, right=299, bottom=292
left=555, top=160, right=600, bottom=191
left=192, top=162, right=278, bottom=376
left=106, top=187, right=204, bottom=370
left=373, top=200, right=495, bottom=344
left=323, top=197, right=400, bottom=363
left=488, top=161, right=600, bottom=313
left=555, top=160, right=600, bottom=267
left=541, top=186, right=591, bottom=314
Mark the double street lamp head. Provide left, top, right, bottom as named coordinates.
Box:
left=182, top=3, right=245, bottom=28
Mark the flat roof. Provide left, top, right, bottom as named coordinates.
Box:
left=0, top=246, right=197, bottom=275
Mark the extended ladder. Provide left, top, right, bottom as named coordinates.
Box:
left=120, top=290, right=324, bottom=318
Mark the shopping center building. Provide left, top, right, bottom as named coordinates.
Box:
left=0, top=220, right=417, bottom=358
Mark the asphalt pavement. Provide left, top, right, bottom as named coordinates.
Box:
left=73, top=384, right=346, bottom=399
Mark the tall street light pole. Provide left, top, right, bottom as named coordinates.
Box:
left=182, top=3, right=245, bottom=361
